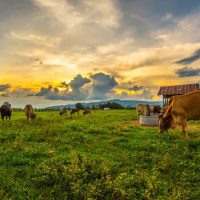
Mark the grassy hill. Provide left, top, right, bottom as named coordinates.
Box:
left=0, top=110, right=200, bottom=199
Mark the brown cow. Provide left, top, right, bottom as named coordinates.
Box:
left=24, top=104, right=36, bottom=120
left=0, top=102, right=12, bottom=121
left=158, top=91, right=200, bottom=138
left=70, top=108, right=80, bottom=115
left=83, top=109, right=91, bottom=115
left=149, top=105, right=161, bottom=114
left=136, top=104, right=150, bottom=116
left=60, top=107, right=68, bottom=116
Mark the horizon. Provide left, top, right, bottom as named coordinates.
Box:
left=1, top=0, right=200, bottom=107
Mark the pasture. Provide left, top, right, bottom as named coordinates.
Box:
left=0, top=110, right=200, bottom=199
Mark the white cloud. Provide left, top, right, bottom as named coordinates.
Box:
left=155, top=10, right=200, bottom=44
left=161, top=13, right=173, bottom=21
left=31, top=0, right=121, bottom=28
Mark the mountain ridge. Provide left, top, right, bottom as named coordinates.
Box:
left=46, top=99, right=162, bottom=109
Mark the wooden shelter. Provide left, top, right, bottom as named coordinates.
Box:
left=158, top=83, right=200, bottom=106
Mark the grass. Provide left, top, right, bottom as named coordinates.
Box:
left=0, top=110, right=200, bottom=199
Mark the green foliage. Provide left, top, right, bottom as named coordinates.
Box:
left=0, top=110, right=199, bottom=199
left=75, top=103, right=85, bottom=110
left=99, top=102, right=124, bottom=109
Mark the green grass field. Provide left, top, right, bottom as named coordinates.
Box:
left=0, top=110, right=200, bottom=200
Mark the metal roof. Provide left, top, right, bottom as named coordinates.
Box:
left=158, top=83, right=200, bottom=96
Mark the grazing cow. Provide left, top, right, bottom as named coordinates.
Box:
left=149, top=105, right=161, bottom=114
left=158, top=91, right=200, bottom=138
left=83, top=109, right=91, bottom=115
left=24, top=104, right=36, bottom=120
left=136, top=104, right=150, bottom=116
left=70, top=108, right=80, bottom=115
left=59, top=107, right=68, bottom=116
left=0, top=102, right=12, bottom=121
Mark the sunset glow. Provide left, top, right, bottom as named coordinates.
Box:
left=1, top=0, right=200, bottom=107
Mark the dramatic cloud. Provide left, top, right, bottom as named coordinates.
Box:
left=33, top=74, right=91, bottom=100
left=175, top=66, right=200, bottom=77
left=0, top=84, right=11, bottom=92
left=91, top=72, right=118, bottom=99
left=31, top=73, right=118, bottom=100
left=175, top=48, right=200, bottom=65
left=1, top=0, right=200, bottom=106
left=70, top=74, right=91, bottom=91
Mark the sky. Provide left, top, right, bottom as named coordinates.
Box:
left=0, top=0, right=200, bottom=107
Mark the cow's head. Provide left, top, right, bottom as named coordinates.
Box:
left=158, top=114, right=173, bottom=133
left=30, top=113, right=37, bottom=119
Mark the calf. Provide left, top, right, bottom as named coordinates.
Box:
left=0, top=102, right=12, bottom=121
left=136, top=104, right=150, bottom=116
left=70, top=108, right=80, bottom=115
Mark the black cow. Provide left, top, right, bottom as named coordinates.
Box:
left=0, top=102, right=12, bottom=121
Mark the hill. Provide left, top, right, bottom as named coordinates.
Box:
left=46, top=99, right=162, bottom=109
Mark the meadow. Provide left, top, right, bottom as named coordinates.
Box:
left=0, top=109, right=200, bottom=200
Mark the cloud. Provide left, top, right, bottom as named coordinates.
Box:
left=128, top=86, right=143, bottom=91
left=0, top=84, right=11, bottom=92
left=34, top=74, right=91, bottom=100
left=162, top=13, right=173, bottom=21
left=91, top=72, right=118, bottom=99
left=175, top=66, right=200, bottom=77
left=175, top=48, right=200, bottom=65
left=70, top=74, right=91, bottom=91
left=31, top=0, right=121, bottom=28
left=36, top=85, right=53, bottom=96
left=1, top=88, right=34, bottom=97
left=32, top=73, right=118, bottom=100
left=154, top=10, right=200, bottom=44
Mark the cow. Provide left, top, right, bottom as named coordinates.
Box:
left=24, top=104, right=37, bottom=120
left=136, top=104, right=150, bottom=116
left=0, top=102, right=12, bottom=121
left=158, top=91, right=200, bottom=138
left=149, top=105, right=161, bottom=114
left=70, top=108, right=80, bottom=115
left=59, top=107, right=68, bottom=116
left=83, top=109, right=91, bottom=115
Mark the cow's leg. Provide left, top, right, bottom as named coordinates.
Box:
left=180, top=117, right=188, bottom=138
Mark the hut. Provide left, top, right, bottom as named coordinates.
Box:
left=158, top=82, right=200, bottom=106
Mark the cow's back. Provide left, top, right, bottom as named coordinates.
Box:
left=172, top=91, right=200, bottom=120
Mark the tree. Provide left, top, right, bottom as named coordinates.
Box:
left=75, top=103, right=85, bottom=110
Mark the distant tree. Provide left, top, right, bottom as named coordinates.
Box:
left=98, top=102, right=124, bottom=109
left=75, top=103, right=85, bottom=110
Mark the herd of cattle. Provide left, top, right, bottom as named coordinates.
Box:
left=0, top=103, right=91, bottom=121
left=1, top=90, right=199, bottom=138
left=136, top=104, right=161, bottom=116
